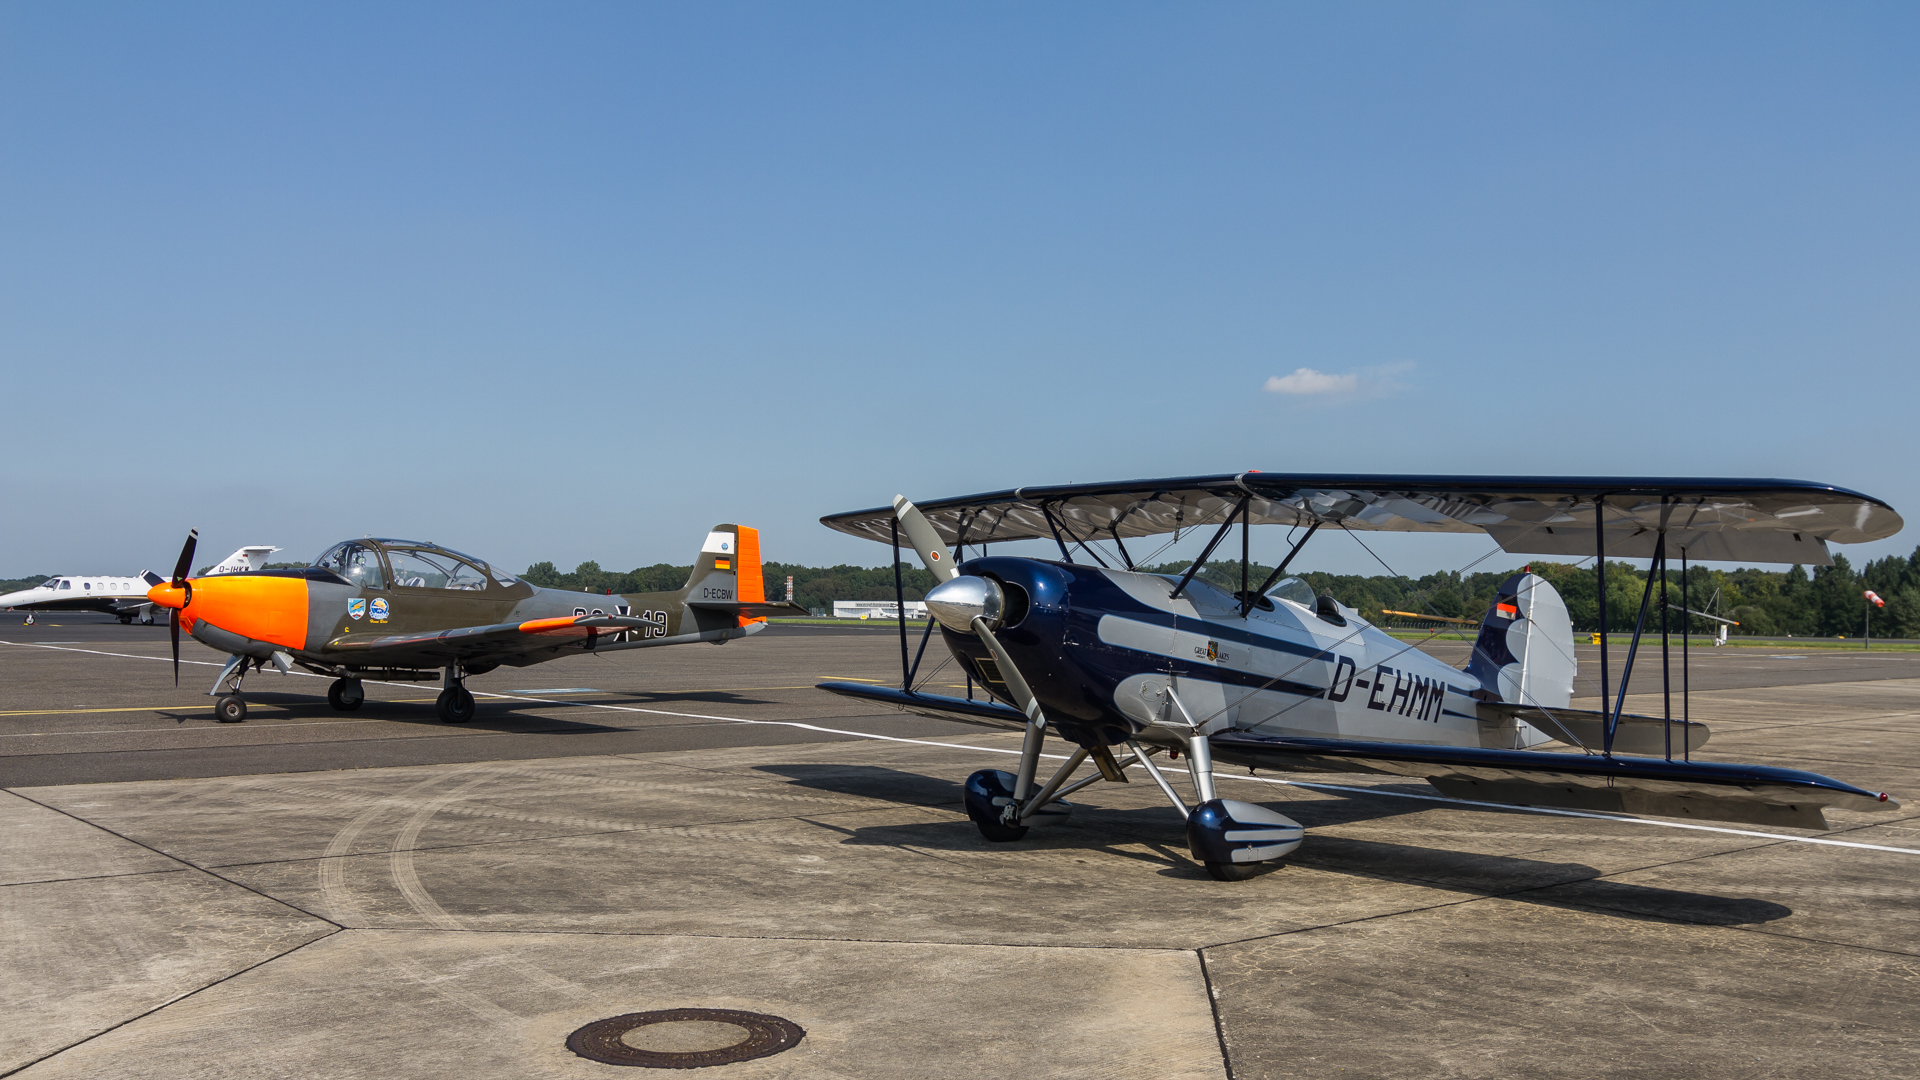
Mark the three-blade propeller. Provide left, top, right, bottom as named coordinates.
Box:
left=168, top=530, right=197, bottom=686
left=893, top=497, right=1049, bottom=728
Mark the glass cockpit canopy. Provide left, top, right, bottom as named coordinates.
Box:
left=312, top=539, right=518, bottom=590
left=1265, top=576, right=1316, bottom=609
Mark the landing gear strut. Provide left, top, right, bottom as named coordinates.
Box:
left=435, top=667, right=475, bottom=723
left=210, top=653, right=250, bottom=723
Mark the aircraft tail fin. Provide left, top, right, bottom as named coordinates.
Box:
left=676, top=525, right=807, bottom=621
left=205, top=545, right=283, bottom=576
left=1464, top=571, right=1576, bottom=710
left=677, top=525, right=760, bottom=603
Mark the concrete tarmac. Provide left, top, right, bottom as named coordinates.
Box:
left=2, top=616, right=1917, bottom=1077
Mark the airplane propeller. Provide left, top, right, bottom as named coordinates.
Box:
left=892, top=495, right=960, bottom=584
left=168, top=529, right=197, bottom=686
left=893, top=497, right=1048, bottom=727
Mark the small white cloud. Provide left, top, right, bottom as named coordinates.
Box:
left=1264, top=368, right=1357, bottom=395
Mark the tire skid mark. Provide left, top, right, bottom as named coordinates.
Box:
left=386, top=767, right=591, bottom=1001
left=316, top=768, right=521, bottom=1025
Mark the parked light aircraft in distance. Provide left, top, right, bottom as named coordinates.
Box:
left=1, top=545, right=282, bottom=624
left=818, top=473, right=1904, bottom=880
left=145, top=526, right=803, bottom=724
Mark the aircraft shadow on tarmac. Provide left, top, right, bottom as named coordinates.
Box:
left=155, top=693, right=629, bottom=735
left=754, top=763, right=1793, bottom=927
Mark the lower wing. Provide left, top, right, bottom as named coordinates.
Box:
left=329, top=613, right=765, bottom=667
left=1209, top=730, right=1898, bottom=831
left=818, top=682, right=1897, bottom=830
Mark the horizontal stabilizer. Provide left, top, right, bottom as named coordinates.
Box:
left=817, top=681, right=1029, bottom=731
left=685, top=599, right=810, bottom=617
left=1209, top=731, right=1897, bottom=830
left=1495, top=704, right=1712, bottom=756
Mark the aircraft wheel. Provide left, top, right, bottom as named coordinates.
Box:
left=436, top=686, right=476, bottom=724
left=327, top=678, right=365, bottom=712
left=1204, top=860, right=1266, bottom=882
left=117, top=615, right=133, bottom=624
left=215, top=695, right=248, bottom=724
left=973, top=818, right=1029, bottom=843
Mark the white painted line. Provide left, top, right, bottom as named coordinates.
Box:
left=9, top=639, right=1915, bottom=857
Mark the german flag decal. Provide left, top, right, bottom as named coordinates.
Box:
left=714, top=558, right=732, bottom=570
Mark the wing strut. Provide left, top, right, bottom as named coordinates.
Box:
left=1605, top=502, right=1668, bottom=755
left=891, top=517, right=912, bottom=690
left=1171, top=497, right=1249, bottom=601
left=1244, top=521, right=1322, bottom=615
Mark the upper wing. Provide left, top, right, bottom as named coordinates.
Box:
left=820, top=473, right=1902, bottom=564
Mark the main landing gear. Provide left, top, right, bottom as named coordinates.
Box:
left=961, top=689, right=1304, bottom=882
left=436, top=667, right=476, bottom=724
left=327, top=678, right=365, bottom=712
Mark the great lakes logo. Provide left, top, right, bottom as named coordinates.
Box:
left=370, top=598, right=389, bottom=622
left=348, top=598, right=367, bottom=621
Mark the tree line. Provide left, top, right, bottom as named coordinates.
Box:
left=521, top=545, right=1920, bottom=638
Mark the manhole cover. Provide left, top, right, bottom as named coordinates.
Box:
left=567, top=1008, right=805, bottom=1069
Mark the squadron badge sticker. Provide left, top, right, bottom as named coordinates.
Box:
left=348, top=598, right=367, bottom=621
left=370, top=598, right=389, bottom=622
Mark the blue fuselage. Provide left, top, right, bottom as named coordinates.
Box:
left=940, top=557, right=1527, bottom=753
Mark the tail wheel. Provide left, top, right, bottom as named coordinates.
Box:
left=436, top=686, right=476, bottom=724
left=327, top=678, right=365, bottom=712
left=215, top=695, right=248, bottom=724
left=1204, top=860, right=1267, bottom=881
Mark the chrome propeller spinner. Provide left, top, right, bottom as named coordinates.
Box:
left=893, top=496, right=1045, bottom=729
left=923, top=575, right=1004, bottom=633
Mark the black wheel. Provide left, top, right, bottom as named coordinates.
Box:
left=973, top=818, right=1029, bottom=843
left=435, top=686, right=475, bottom=724
left=216, top=695, right=248, bottom=724
left=117, top=615, right=133, bottom=624
left=327, top=678, right=364, bottom=712
left=1204, top=860, right=1266, bottom=882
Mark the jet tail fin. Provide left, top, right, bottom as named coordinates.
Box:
left=205, top=545, right=283, bottom=575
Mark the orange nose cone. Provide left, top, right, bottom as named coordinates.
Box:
left=147, top=583, right=188, bottom=610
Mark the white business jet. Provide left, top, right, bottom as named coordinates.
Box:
left=2, top=545, right=281, bottom=624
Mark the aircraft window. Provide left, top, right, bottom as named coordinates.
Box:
left=58, top=580, right=71, bottom=590
left=388, top=548, right=489, bottom=591
left=315, top=543, right=389, bottom=590
left=1266, top=577, right=1316, bottom=609
left=41, top=578, right=58, bottom=588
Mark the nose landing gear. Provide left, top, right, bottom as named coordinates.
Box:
left=210, top=653, right=251, bottom=723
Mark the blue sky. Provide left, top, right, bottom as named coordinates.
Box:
left=3, top=3, right=1916, bottom=579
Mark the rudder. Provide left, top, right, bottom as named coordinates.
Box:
left=1465, top=571, right=1576, bottom=709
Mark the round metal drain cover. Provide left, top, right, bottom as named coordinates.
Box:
left=567, top=1008, right=805, bottom=1069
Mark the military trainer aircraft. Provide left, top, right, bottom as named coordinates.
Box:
left=817, top=474, right=1904, bottom=880
left=146, top=525, right=801, bottom=723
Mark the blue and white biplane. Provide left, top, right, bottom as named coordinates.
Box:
left=818, top=474, right=1903, bottom=880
